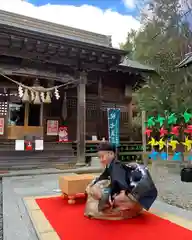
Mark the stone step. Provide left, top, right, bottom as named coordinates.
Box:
left=0, top=142, right=74, bottom=151
left=0, top=156, right=77, bottom=170
left=0, top=149, right=74, bottom=155
left=0, top=142, right=78, bottom=170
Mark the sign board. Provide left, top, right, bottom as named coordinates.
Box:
left=15, top=140, right=25, bottom=151
left=59, top=126, right=68, bottom=142
left=47, top=120, right=59, bottom=136
left=92, top=135, right=98, bottom=141
left=35, top=139, right=44, bottom=150
left=0, top=118, right=4, bottom=135
left=107, top=108, right=120, bottom=146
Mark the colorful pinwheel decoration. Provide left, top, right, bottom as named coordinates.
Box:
left=156, top=115, right=165, bottom=127
left=146, top=111, right=192, bottom=162
left=170, top=126, right=180, bottom=136
left=184, top=125, right=192, bottom=135
left=157, top=138, right=166, bottom=150
left=168, top=113, right=177, bottom=125
left=159, top=127, right=168, bottom=137
left=144, top=128, right=152, bottom=137
left=160, top=152, right=167, bottom=161
left=172, top=152, right=182, bottom=161
left=182, top=137, right=192, bottom=151
left=183, top=111, right=192, bottom=123
left=169, top=138, right=179, bottom=151
left=148, top=137, right=158, bottom=149
left=147, top=117, right=156, bottom=128
left=148, top=151, right=158, bottom=160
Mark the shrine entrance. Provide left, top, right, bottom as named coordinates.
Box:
left=28, top=104, right=41, bottom=126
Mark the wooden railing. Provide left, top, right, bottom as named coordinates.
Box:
left=72, top=141, right=151, bottom=163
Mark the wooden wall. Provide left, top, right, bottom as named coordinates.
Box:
left=65, top=73, right=133, bottom=141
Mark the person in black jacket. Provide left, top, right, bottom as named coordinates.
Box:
left=84, top=142, right=158, bottom=219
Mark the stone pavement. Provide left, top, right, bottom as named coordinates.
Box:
left=3, top=173, right=192, bottom=240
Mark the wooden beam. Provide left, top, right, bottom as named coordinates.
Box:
left=0, top=33, right=120, bottom=65
left=0, top=47, right=78, bottom=66
left=76, top=71, right=87, bottom=166
left=0, top=47, right=115, bottom=71
left=0, top=63, right=76, bottom=82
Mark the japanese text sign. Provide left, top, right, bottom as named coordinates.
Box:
left=107, top=108, right=120, bottom=146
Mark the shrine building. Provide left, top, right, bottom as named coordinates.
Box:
left=0, top=10, right=155, bottom=168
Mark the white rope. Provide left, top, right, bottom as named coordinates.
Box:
left=0, top=71, right=79, bottom=92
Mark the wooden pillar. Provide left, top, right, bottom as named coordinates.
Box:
left=141, top=111, right=147, bottom=166
left=97, top=76, right=102, bottom=139
left=125, top=85, right=133, bottom=139
left=128, top=100, right=133, bottom=128
left=40, top=103, right=44, bottom=126
left=24, top=102, right=29, bottom=127
left=76, top=71, right=87, bottom=166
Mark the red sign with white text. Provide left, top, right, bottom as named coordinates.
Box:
left=0, top=118, right=4, bottom=135
left=47, top=120, right=59, bottom=136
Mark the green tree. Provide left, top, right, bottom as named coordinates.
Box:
left=122, top=0, right=192, bottom=115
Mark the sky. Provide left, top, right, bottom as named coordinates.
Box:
left=0, top=0, right=141, bottom=48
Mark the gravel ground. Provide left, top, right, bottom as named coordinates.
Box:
left=151, top=166, right=192, bottom=211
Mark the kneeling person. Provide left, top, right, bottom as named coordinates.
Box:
left=84, top=142, right=157, bottom=220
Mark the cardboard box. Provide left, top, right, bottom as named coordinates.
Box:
left=59, top=174, right=95, bottom=195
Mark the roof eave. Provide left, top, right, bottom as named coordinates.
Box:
left=0, top=23, right=128, bottom=58
left=111, top=65, right=156, bottom=73
left=119, top=57, right=156, bottom=72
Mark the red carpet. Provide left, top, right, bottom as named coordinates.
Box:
left=36, top=197, right=192, bottom=240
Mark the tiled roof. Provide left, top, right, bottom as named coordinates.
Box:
left=120, top=57, right=155, bottom=72
left=0, top=10, right=156, bottom=73
left=0, top=9, right=112, bottom=48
